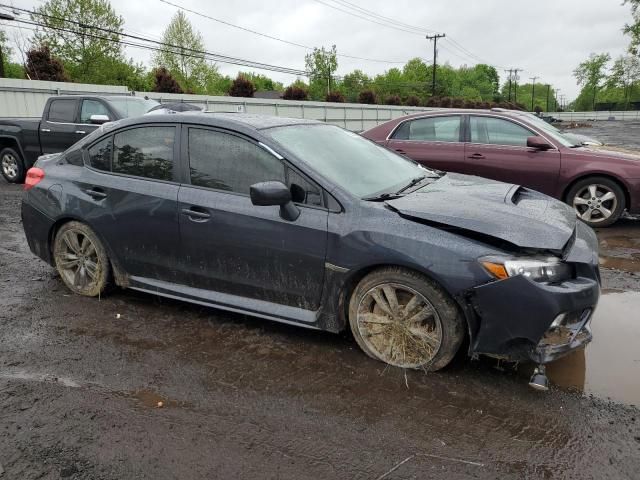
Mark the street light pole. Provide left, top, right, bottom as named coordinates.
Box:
left=530, top=76, right=538, bottom=111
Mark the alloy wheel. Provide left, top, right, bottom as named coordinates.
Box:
left=572, top=184, right=618, bottom=224
left=1, top=153, right=18, bottom=180
left=55, top=229, right=102, bottom=293
left=356, top=283, right=443, bottom=368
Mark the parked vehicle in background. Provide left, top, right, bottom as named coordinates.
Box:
left=362, top=109, right=640, bottom=227
left=21, top=113, right=599, bottom=381
left=0, top=95, right=158, bottom=183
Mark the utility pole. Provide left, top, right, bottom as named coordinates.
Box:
left=426, top=33, right=446, bottom=96
left=554, top=89, right=561, bottom=112
left=545, top=84, right=551, bottom=113
left=512, top=69, right=521, bottom=104
left=505, top=69, right=513, bottom=102
left=530, top=76, right=538, bottom=111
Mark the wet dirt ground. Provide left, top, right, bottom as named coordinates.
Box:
left=1, top=180, right=640, bottom=479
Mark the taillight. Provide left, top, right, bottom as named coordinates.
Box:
left=24, top=167, right=45, bottom=191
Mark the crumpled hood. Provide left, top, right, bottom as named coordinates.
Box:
left=385, top=173, right=577, bottom=251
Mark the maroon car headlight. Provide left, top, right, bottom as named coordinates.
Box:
left=480, top=256, right=573, bottom=283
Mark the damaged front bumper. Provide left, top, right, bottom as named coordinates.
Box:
left=468, top=273, right=599, bottom=364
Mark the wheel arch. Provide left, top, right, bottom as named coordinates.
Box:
left=0, top=135, right=26, bottom=160
left=563, top=172, right=631, bottom=211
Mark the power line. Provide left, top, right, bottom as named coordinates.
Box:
left=158, top=0, right=407, bottom=64
left=3, top=5, right=308, bottom=75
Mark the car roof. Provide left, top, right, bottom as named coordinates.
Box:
left=113, top=112, right=323, bottom=132
left=396, top=108, right=529, bottom=119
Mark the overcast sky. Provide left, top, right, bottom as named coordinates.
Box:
left=5, top=0, right=635, bottom=99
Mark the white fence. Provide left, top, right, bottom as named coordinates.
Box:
left=2, top=78, right=640, bottom=128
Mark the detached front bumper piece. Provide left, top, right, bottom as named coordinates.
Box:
left=469, top=274, right=599, bottom=364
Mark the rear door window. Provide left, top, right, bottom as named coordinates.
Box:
left=188, top=128, right=285, bottom=195
left=47, top=99, right=78, bottom=123
left=112, top=126, right=175, bottom=181
left=393, top=116, right=461, bottom=142
left=88, top=136, right=112, bottom=171
left=470, top=116, right=533, bottom=146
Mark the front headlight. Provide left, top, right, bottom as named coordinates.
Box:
left=480, top=256, right=573, bottom=283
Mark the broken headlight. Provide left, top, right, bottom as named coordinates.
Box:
left=480, top=256, right=573, bottom=283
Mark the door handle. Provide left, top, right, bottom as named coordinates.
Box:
left=181, top=207, right=211, bottom=221
left=75, top=130, right=86, bottom=134
left=41, top=128, right=51, bottom=133
left=395, top=149, right=407, bottom=155
left=85, top=188, right=107, bottom=200
left=467, top=153, right=486, bottom=159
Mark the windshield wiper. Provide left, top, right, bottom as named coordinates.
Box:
left=362, top=192, right=403, bottom=201
left=395, top=175, right=428, bottom=195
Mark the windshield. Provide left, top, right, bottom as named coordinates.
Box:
left=266, top=124, right=435, bottom=198
left=516, top=113, right=576, bottom=147
left=107, top=97, right=159, bottom=118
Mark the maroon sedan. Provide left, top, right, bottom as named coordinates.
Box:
left=362, top=109, right=640, bottom=227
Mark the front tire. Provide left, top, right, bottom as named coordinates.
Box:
left=566, top=176, right=625, bottom=227
left=53, top=221, right=110, bottom=297
left=0, top=147, right=25, bottom=183
left=348, top=267, right=465, bottom=371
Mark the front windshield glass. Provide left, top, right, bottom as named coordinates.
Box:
left=517, top=113, right=576, bottom=147
left=266, top=124, right=435, bottom=198
left=108, top=97, right=159, bottom=118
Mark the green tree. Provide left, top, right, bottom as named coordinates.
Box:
left=574, top=53, right=611, bottom=110
left=305, top=45, right=338, bottom=96
left=32, top=0, right=124, bottom=82
left=340, top=69, right=371, bottom=102
left=624, top=0, right=640, bottom=54
left=153, top=11, right=215, bottom=93
left=607, top=55, right=640, bottom=109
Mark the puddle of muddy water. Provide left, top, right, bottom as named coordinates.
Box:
left=542, top=291, right=640, bottom=405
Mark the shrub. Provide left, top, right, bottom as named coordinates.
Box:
left=439, top=97, right=452, bottom=108
left=385, top=95, right=402, bottom=106
left=228, top=75, right=256, bottom=97
left=283, top=85, right=308, bottom=100
left=534, top=105, right=543, bottom=114
left=358, top=89, right=376, bottom=104
left=451, top=97, right=465, bottom=108
left=25, top=45, right=68, bottom=82
left=405, top=95, right=420, bottom=106
left=152, top=67, right=183, bottom=93
left=425, top=96, right=440, bottom=107
left=326, top=91, right=345, bottom=102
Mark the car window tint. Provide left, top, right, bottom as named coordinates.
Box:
left=287, top=166, right=323, bottom=206
left=470, top=116, right=533, bottom=146
left=188, top=128, right=285, bottom=194
left=80, top=100, right=110, bottom=123
left=113, top=127, right=175, bottom=181
left=88, top=136, right=112, bottom=171
left=47, top=99, right=77, bottom=123
left=395, top=116, right=460, bottom=142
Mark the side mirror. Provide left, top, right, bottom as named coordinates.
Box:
left=89, top=114, right=110, bottom=125
left=250, top=181, right=300, bottom=221
left=527, top=136, right=553, bottom=150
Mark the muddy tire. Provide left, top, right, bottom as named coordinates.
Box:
left=566, top=176, right=625, bottom=228
left=53, top=221, right=110, bottom=297
left=1, top=147, right=25, bottom=183
left=348, top=267, right=465, bottom=371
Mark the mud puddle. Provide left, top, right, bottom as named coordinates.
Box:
left=539, top=290, right=640, bottom=405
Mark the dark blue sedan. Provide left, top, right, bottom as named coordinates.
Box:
left=21, top=113, right=600, bottom=383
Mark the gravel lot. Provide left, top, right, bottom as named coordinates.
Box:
left=2, top=131, right=640, bottom=478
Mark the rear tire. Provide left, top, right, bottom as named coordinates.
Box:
left=0, top=147, right=25, bottom=183
left=53, top=221, right=110, bottom=297
left=348, top=267, right=465, bottom=371
left=566, top=176, right=625, bottom=228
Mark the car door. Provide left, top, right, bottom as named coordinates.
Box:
left=79, top=124, right=182, bottom=282
left=40, top=98, right=82, bottom=153
left=464, top=115, right=561, bottom=195
left=177, top=126, right=328, bottom=311
left=385, top=115, right=467, bottom=172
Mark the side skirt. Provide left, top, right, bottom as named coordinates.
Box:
left=128, top=276, right=322, bottom=330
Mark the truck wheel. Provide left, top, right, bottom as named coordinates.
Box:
left=348, top=267, right=465, bottom=371
left=53, top=221, right=110, bottom=297
left=0, top=147, right=26, bottom=183
left=566, top=176, right=625, bottom=228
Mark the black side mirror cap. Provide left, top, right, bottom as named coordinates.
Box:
left=527, top=136, right=553, bottom=150
left=250, top=181, right=300, bottom=221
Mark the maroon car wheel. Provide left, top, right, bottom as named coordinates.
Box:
left=567, top=177, right=625, bottom=228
